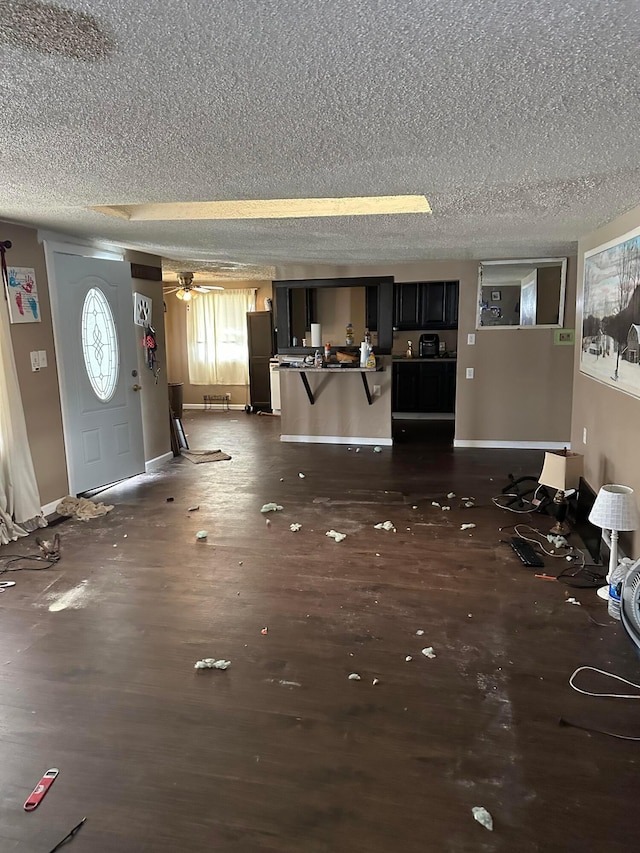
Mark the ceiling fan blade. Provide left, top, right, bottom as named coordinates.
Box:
left=163, top=286, right=179, bottom=294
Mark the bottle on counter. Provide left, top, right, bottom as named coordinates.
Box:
left=406, top=341, right=414, bottom=358
left=324, top=342, right=331, bottom=362
left=346, top=323, right=355, bottom=346
left=314, top=349, right=323, bottom=368
left=365, top=328, right=372, bottom=345
left=366, top=348, right=376, bottom=369
left=360, top=341, right=370, bottom=367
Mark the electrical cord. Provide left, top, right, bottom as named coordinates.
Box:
left=491, top=484, right=547, bottom=513
left=562, top=666, right=640, bottom=740
left=569, top=666, right=640, bottom=699
left=0, top=554, right=59, bottom=574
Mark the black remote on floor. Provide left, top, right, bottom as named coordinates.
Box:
left=510, top=537, right=545, bottom=567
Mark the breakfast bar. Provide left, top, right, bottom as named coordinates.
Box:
left=276, top=359, right=393, bottom=445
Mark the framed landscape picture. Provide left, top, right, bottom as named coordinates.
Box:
left=581, top=226, right=640, bottom=399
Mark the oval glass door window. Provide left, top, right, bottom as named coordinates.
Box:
left=81, top=287, right=119, bottom=402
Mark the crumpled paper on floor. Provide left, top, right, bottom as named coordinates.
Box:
left=472, top=806, right=493, bottom=831
left=194, top=658, right=231, bottom=670
left=326, top=529, right=347, bottom=542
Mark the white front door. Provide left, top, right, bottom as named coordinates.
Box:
left=48, top=252, right=145, bottom=494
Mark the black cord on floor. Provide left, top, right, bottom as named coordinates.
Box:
left=559, top=717, right=640, bottom=741
left=0, top=554, right=59, bottom=574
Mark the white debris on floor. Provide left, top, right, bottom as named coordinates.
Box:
left=195, top=530, right=208, bottom=539
left=289, top=523, right=302, bottom=532
left=460, top=523, right=476, bottom=531
left=416, top=629, right=424, bottom=636
left=298, top=472, right=306, bottom=478
left=421, top=647, right=436, bottom=659
left=566, top=597, right=581, bottom=606
left=326, top=530, right=347, bottom=542
left=261, top=503, right=283, bottom=513
left=432, top=501, right=441, bottom=507
left=405, top=655, right=413, bottom=662
left=373, top=446, right=382, bottom=453
left=194, top=658, right=231, bottom=670
left=348, top=673, right=361, bottom=681
left=472, top=806, right=494, bottom=831
left=374, top=521, right=396, bottom=531
left=447, top=492, right=456, bottom=499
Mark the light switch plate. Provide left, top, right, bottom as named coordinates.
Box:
left=465, top=367, right=474, bottom=379
left=30, top=351, right=40, bottom=372
left=38, top=350, right=47, bottom=368
left=467, top=333, right=476, bottom=345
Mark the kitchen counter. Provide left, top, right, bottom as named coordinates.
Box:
left=392, top=356, right=457, bottom=362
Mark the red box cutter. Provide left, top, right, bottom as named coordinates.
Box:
left=24, top=768, right=59, bottom=811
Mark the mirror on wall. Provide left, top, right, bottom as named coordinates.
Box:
left=477, top=258, right=567, bottom=329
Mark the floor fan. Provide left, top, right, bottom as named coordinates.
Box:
left=621, top=562, right=640, bottom=653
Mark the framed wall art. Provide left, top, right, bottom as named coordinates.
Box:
left=581, top=226, right=640, bottom=399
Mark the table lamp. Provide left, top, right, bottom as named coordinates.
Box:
left=538, top=450, right=584, bottom=535
left=588, top=484, right=639, bottom=593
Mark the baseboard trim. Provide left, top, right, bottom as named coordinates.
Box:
left=183, top=403, right=246, bottom=411
left=42, top=497, right=66, bottom=516
left=280, top=434, right=393, bottom=446
left=453, top=439, right=571, bottom=450
left=145, top=451, right=174, bottom=472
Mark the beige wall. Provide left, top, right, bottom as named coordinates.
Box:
left=2, top=221, right=68, bottom=505
left=572, top=204, right=640, bottom=557
left=125, top=250, right=171, bottom=462
left=276, top=259, right=577, bottom=446
left=164, top=281, right=272, bottom=406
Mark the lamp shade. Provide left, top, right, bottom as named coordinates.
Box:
left=588, top=484, right=640, bottom=531
left=538, top=451, right=584, bottom=492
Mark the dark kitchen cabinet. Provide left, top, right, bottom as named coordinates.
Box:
left=393, top=283, right=421, bottom=330
left=393, top=281, right=459, bottom=330
left=392, top=361, right=456, bottom=414
left=365, top=285, right=378, bottom=332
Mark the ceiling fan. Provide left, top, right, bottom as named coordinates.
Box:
left=163, top=272, right=224, bottom=301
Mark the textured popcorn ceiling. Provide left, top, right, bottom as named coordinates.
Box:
left=1, top=0, right=640, bottom=266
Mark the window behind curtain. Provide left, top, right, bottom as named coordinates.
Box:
left=187, top=289, right=255, bottom=385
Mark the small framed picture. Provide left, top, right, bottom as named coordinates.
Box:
left=491, top=290, right=502, bottom=301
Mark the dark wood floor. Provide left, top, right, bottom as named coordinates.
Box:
left=1, top=412, right=638, bottom=852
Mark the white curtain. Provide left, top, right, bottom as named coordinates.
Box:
left=187, top=289, right=255, bottom=385
left=0, top=297, right=47, bottom=544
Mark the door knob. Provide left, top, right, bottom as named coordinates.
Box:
left=132, top=383, right=142, bottom=391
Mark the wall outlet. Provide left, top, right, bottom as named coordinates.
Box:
left=465, top=367, right=474, bottom=379
left=373, top=384, right=381, bottom=397
left=583, top=427, right=587, bottom=444
left=30, top=351, right=40, bottom=372
left=467, top=333, right=476, bottom=345
left=38, top=350, right=47, bottom=368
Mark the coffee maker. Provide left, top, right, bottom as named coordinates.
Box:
left=419, top=333, right=440, bottom=358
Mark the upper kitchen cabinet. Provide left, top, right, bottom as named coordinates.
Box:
left=393, top=281, right=459, bottom=330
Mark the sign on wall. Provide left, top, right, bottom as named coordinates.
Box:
left=5, top=266, right=41, bottom=323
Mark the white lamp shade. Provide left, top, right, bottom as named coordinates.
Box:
left=538, top=451, right=584, bottom=492
left=588, top=484, right=640, bottom=531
